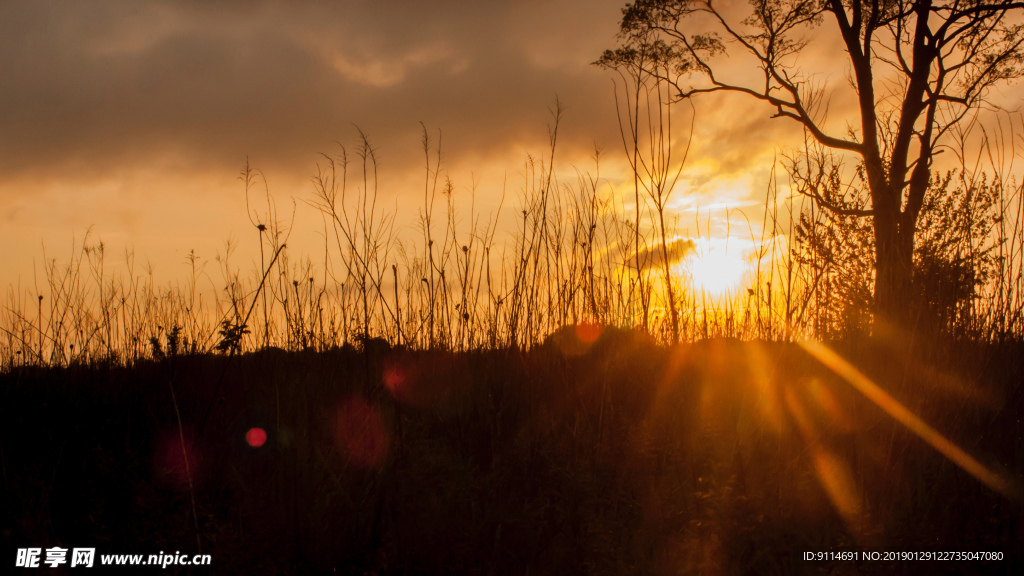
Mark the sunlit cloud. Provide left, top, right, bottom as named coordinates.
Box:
left=622, top=237, right=697, bottom=272
left=314, top=40, right=458, bottom=88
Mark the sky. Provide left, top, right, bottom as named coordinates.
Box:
left=5, top=1, right=1017, bottom=295
left=0, top=0, right=802, bottom=294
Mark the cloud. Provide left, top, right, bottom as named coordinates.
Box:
left=13, top=0, right=989, bottom=291
left=0, top=0, right=629, bottom=185
left=622, top=237, right=697, bottom=272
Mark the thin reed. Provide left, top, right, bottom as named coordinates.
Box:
left=4, top=111, right=1024, bottom=370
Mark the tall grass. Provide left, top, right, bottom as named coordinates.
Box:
left=3, top=110, right=1024, bottom=370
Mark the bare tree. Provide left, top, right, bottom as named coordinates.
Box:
left=600, top=48, right=695, bottom=343
left=599, top=0, right=1024, bottom=325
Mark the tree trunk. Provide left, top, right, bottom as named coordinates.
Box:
left=872, top=203, right=915, bottom=328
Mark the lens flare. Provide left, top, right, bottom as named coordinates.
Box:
left=784, top=385, right=863, bottom=531
left=575, top=322, right=602, bottom=344
left=246, top=427, right=267, bottom=448
left=800, top=339, right=1018, bottom=500
left=383, top=362, right=408, bottom=400
left=333, top=397, right=389, bottom=469
left=154, top=430, right=202, bottom=487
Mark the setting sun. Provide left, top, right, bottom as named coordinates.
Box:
left=681, top=240, right=748, bottom=296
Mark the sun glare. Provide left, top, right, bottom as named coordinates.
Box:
left=685, top=241, right=748, bottom=296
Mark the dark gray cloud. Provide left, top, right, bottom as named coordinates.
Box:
left=3, top=0, right=849, bottom=291
left=0, top=0, right=627, bottom=183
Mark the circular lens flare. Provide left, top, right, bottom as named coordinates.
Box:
left=154, top=430, right=202, bottom=487
left=575, top=322, right=602, bottom=344
left=334, top=397, right=389, bottom=468
left=246, top=427, right=267, bottom=448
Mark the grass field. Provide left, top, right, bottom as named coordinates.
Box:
left=3, top=329, right=1020, bottom=574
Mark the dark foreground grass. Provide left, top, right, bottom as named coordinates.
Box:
left=2, top=332, right=1022, bottom=575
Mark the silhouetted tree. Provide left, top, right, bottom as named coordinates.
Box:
left=598, top=44, right=695, bottom=343
left=599, top=0, right=1024, bottom=326
left=796, top=161, right=1002, bottom=337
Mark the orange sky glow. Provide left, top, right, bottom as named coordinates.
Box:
left=2, top=0, right=1021, bottom=300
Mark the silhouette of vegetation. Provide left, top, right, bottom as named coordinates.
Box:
left=2, top=112, right=1023, bottom=363
left=3, top=335, right=1021, bottom=574
left=602, top=45, right=696, bottom=343
left=598, top=0, right=1024, bottom=328
left=3, top=7, right=1024, bottom=570
left=793, top=146, right=1005, bottom=338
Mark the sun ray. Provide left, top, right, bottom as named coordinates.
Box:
left=799, top=339, right=1020, bottom=501
left=784, top=385, right=864, bottom=534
